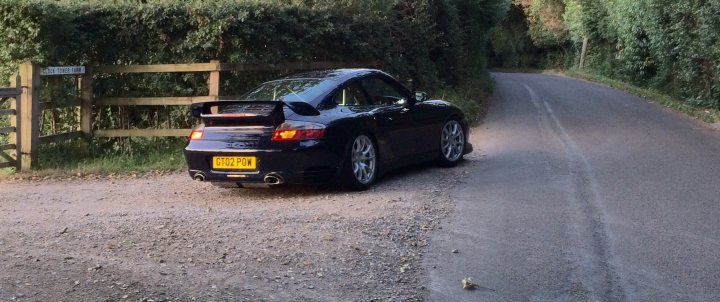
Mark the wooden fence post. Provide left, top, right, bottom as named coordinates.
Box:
left=80, top=67, right=93, bottom=136
left=208, top=60, right=220, bottom=99
left=18, top=62, right=39, bottom=170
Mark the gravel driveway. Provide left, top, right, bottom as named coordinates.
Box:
left=0, top=152, right=478, bottom=301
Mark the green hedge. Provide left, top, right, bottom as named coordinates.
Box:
left=0, top=0, right=502, bottom=90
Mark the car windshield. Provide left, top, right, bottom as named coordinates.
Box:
left=240, top=78, right=334, bottom=104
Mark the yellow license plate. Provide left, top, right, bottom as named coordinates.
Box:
left=212, top=156, right=257, bottom=170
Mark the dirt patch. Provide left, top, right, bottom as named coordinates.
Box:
left=0, top=160, right=472, bottom=301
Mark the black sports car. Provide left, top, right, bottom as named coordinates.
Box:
left=184, top=69, right=472, bottom=190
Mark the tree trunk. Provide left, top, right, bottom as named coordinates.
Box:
left=579, top=35, right=589, bottom=69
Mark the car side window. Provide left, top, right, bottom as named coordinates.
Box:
left=332, top=83, right=371, bottom=106
left=359, top=76, right=407, bottom=106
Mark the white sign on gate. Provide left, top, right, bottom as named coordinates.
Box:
left=40, top=66, right=86, bottom=76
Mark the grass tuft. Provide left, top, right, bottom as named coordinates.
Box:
left=0, top=138, right=187, bottom=179
left=564, top=69, right=720, bottom=124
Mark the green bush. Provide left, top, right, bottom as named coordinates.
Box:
left=0, top=0, right=505, bottom=90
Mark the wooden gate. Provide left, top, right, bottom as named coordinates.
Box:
left=0, top=75, right=22, bottom=170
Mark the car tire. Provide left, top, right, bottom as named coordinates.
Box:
left=438, top=118, right=465, bottom=167
left=341, top=134, right=378, bottom=191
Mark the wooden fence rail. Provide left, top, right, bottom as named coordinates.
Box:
left=2, top=60, right=380, bottom=170
left=84, top=60, right=380, bottom=138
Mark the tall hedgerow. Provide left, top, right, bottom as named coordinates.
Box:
left=491, top=0, right=720, bottom=110
left=0, top=0, right=508, bottom=90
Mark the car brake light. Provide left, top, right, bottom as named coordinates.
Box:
left=272, top=121, right=325, bottom=141
left=189, top=129, right=204, bottom=140
left=272, top=129, right=324, bottom=140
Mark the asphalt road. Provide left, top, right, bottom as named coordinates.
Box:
left=424, top=73, right=720, bottom=301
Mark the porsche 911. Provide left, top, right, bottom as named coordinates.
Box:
left=184, top=69, right=472, bottom=190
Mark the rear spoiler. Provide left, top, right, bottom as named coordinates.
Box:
left=190, top=100, right=319, bottom=119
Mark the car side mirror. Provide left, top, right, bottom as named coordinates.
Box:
left=415, top=91, right=428, bottom=103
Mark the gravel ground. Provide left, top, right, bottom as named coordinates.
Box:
left=0, top=154, right=479, bottom=301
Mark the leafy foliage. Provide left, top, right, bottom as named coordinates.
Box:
left=493, top=0, right=720, bottom=110
left=488, top=4, right=542, bottom=68
left=0, top=0, right=507, bottom=90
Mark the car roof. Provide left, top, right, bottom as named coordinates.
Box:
left=280, top=68, right=380, bottom=83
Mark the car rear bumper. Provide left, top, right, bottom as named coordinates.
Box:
left=184, top=139, right=344, bottom=185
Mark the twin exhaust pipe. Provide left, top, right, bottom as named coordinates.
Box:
left=263, top=173, right=284, bottom=185
left=193, top=172, right=284, bottom=185
left=193, top=173, right=206, bottom=182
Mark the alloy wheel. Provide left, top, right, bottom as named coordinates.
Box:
left=351, top=135, right=376, bottom=184
left=441, top=120, right=464, bottom=162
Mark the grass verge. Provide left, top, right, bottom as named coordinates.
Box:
left=438, top=73, right=493, bottom=123
left=564, top=69, right=720, bottom=124
left=0, top=137, right=186, bottom=179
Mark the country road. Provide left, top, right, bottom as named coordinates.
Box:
left=425, top=73, right=720, bottom=301
left=2, top=73, right=720, bottom=302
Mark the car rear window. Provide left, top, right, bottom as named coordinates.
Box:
left=241, top=78, right=335, bottom=104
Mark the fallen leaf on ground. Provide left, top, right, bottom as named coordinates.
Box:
left=462, top=277, right=476, bottom=290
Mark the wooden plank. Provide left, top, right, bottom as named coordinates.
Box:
left=0, top=88, right=20, bottom=98
left=94, top=61, right=382, bottom=73
left=95, top=63, right=220, bottom=74
left=95, top=128, right=192, bottom=138
left=39, top=131, right=82, bottom=144
left=208, top=60, right=220, bottom=97
left=1, top=96, right=18, bottom=104
left=95, top=96, right=218, bottom=106
left=0, top=150, right=13, bottom=163
left=0, top=126, right=15, bottom=134
left=80, top=70, right=93, bottom=136
left=93, top=61, right=380, bottom=74
left=0, top=161, right=16, bottom=169
left=19, top=62, right=40, bottom=171
left=218, top=61, right=382, bottom=72
left=0, top=109, right=15, bottom=116
left=0, top=144, right=15, bottom=150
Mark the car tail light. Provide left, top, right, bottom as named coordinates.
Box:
left=272, top=121, right=325, bottom=141
left=189, top=129, right=204, bottom=140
